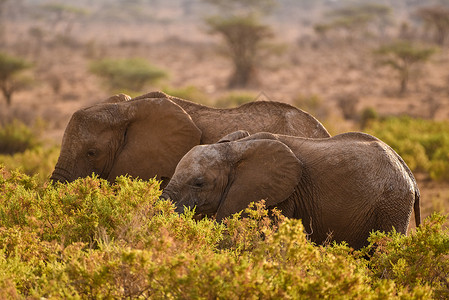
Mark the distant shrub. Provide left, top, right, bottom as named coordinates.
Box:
left=162, top=85, right=211, bottom=105
left=0, top=145, right=59, bottom=183
left=89, top=57, right=167, bottom=93
left=215, top=91, right=256, bottom=108
left=0, top=120, right=40, bottom=155
left=366, top=116, right=449, bottom=181
left=293, top=93, right=329, bottom=120
left=336, top=93, right=359, bottom=120
left=0, top=169, right=447, bottom=298
left=359, top=107, right=378, bottom=129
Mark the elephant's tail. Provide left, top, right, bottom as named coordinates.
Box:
left=414, top=188, right=421, bottom=227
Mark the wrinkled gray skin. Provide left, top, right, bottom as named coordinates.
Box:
left=51, top=91, right=329, bottom=185
left=162, top=131, right=421, bottom=249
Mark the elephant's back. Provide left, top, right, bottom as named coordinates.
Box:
left=183, top=101, right=330, bottom=143
left=238, top=101, right=330, bottom=138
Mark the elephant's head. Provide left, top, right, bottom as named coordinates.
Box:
left=51, top=97, right=202, bottom=184
left=162, top=135, right=302, bottom=221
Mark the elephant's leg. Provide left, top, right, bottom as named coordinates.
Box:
left=375, top=201, right=413, bottom=235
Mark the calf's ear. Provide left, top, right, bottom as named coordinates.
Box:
left=216, top=139, right=302, bottom=221
left=217, top=130, right=250, bottom=143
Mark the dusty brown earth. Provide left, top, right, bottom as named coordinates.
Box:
left=1, top=3, right=448, bottom=228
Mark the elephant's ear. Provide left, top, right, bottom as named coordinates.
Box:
left=217, top=130, right=250, bottom=143
left=108, top=98, right=202, bottom=182
left=216, top=139, right=302, bottom=221
left=131, top=91, right=169, bottom=101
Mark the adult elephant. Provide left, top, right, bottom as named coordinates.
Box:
left=50, top=92, right=330, bottom=185
left=162, top=131, right=420, bottom=249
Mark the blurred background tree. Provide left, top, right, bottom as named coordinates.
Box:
left=314, top=3, right=392, bottom=42
left=374, top=41, right=436, bottom=95
left=0, top=52, right=33, bottom=106
left=416, top=5, right=449, bottom=46
left=202, top=0, right=277, bottom=88
left=39, top=2, right=89, bottom=43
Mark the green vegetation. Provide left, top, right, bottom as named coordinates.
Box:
left=0, top=52, right=33, bottom=106
left=0, top=146, right=59, bottom=183
left=215, top=91, right=256, bottom=107
left=314, top=3, right=392, bottom=41
left=0, top=120, right=58, bottom=183
left=0, top=168, right=448, bottom=298
left=89, top=58, right=167, bottom=94
left=0, top=118, right=448, bottom=298
left=0, top=120, right=40, bottom=155
left=366, top=116, right=449, bottom=181
left=162, top=85, right=210, bottom=105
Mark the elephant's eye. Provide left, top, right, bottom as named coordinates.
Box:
left=87, top=149, right=97, bottom=158
left=190, top=177, right=205, bottom=189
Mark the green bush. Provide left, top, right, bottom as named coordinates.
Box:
left=0, top=145, right=59, bottom=183
left=0, top=120, right=40, bottom=155
left=0, top=120, right=58, bottom=183
left=89, top=57, right=167, bottom=93
left=0, top=169, right=447, bottom=298
left=366, top=213, right=449, bottom=299
left=366, top=116, right=449, bottom=181
left=162, top=85, right=211, bottom=105
left=215, top=91, right=256, bottom=108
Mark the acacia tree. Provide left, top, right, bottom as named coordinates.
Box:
left=374, top=41, right=436, bottom=95
left=39, top=3, right=88, bottom=42
left=314, top=4, right=392, bottom=42
left=202, top=0, right=276, bottom=88
left=0, top=52, right=33, bottom=106
left=416, top=5, right=449, bottom=46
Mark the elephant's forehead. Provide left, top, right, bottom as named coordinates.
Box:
left=181, top=145, right=224, bottom=172
left=68, top=110, right=111, bottom=138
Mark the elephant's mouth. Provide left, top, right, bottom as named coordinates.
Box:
left=161, top=190, right=196, bottom=215
left=50, top=167, right=72, bottom=183
left=160, top=191, right=173, bottom=201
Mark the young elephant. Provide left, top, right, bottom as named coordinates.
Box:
left=162, top=131, right=421, bottom=249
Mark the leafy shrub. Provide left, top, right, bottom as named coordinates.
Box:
left=0, top=169, right=447, bottom=298
left=0, top=120, right=41, bottom=155
left=215, top=91, right=256, bottom=108
left=0, top=145, right=59, bottom=182
left=366, top=213, right=449, bottom=299
left=162, top=85, right=211, bottom=105
left=359, top=107, right=378, bottom=129
left=366, top=116, right=449, bottom=180
left=293, top=93, right=330, bottom=121
left=89, top=57, right=167, bottom=93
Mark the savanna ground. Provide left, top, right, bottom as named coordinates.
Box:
left=1, top=1, right=449, bottom=227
